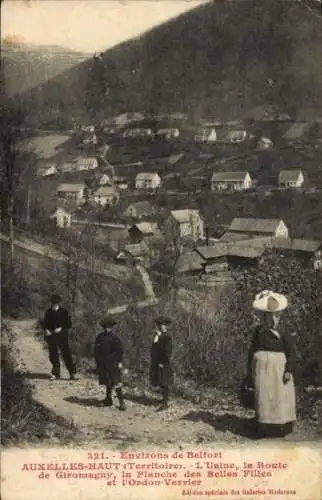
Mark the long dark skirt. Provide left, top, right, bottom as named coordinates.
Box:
left=149, top=363, right=173, bottom=388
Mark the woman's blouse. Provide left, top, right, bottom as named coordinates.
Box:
left=247, top=325, right=296, bottom=378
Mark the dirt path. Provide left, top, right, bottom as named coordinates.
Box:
left=6, top=318, right=320, bottom=448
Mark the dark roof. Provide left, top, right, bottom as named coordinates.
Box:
left=124, top=201, right=154, bottom=215
left=271, top=238, right=322, bottom=253
left=129, top=222, right=159, bottom=235
left=211, top=171, right=250, bottom=182
left=177, top=251, right=205, bottom=273
left=124, top=242, right=149, bottom=257
left=228, top=218, right=285, bottom=234
left=196, top=244, right=265, bottom=260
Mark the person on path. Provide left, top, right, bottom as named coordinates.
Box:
left=149, top=316, right=173, bottom=411
left=94, top=317, right=126, bottom=411
left=42, top=294, right=76, bottom=381
left=246, top=290, right=297, bottom=438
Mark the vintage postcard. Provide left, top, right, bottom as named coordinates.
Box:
left=1, top=1, right=322, bottom=499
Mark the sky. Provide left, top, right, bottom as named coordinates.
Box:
left=2, top=0, right=208, bottom=53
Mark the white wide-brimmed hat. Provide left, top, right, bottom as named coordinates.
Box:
left=252, top=290, right=288, bottom=312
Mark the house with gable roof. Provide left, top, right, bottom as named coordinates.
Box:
left=278, top=169, right=305, bottom=189
left=163, top=209, right=204, bottom=241
left=211, top=171, right=253, bottom=192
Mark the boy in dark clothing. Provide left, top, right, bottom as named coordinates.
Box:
left=94, top=317, right=126, bottom=411
left=42, top=294, right=76, bottom=380
left=149, top=316, right=173, bottom=411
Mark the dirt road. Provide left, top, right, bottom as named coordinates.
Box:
left=5, top=318, right=320, bottom=448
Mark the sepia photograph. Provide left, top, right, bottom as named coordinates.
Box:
left=1, top=1, right=322, bottom=499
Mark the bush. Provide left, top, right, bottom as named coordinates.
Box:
left=74, top=252, right=322, bottom=393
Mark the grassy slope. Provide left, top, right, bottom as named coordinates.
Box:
left=21, top=0, right=322, bottom=126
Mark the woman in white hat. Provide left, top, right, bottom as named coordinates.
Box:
left=246, top=290, right=297, bottom=438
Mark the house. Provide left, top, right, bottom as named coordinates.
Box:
left=270, top=238, right=322, bottom=261
left=225, top=217, right=289, bottom=239
left=114, top=177, right=129, bottom=190
left=211, top=171, right=253, bottom=192
left=226, top=130, right=247, bottom=143
left=256, top=137, right=273, bottom=150
left=56, top=183, right=86, bottom=205
left=194, top=128, right=217, bottom=143
left=124, top=201, right=155, bottom=219
left=50, top=207, right=73, bottom=228
left=115, top=242, right=149, bottom=266
left=278, top=169, right=304, bottom=189
left=113, top=112, right=145, bottom=127
left=283, top=123, right=310, bottom=143
left=81, top=125, right=95, bottom=133
left=82, top=134, right=98, bottom=145
left=135, top=172, right=161, bottom=190
left=128, top=222, right=160, bottom=244
left=164, top=209, right=204, bottom=241
left=59, top=162, right=76, bottom=173
left=76, top=157, right=98, bottom=171
left=122, top=128, right=152, bottom=139
left=98, top=174, right=112, bottom=186
left=38, top=164, right=58, bottom=177
left=93, top=186, right=119, bottom=207
left=156, top=128, right=180, bottom=139
left=195, top=243, right=265, bottom=273
left=177, top=250, right=205, bottom=276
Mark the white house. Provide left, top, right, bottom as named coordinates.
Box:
left=56, top=183, right=86, bottom=205
left=81, top=125, right=95, bottom=133
left=39, top=164, right=58, bottom=177
left=135, top=172, right=161, bottom=190
left=226, top=130, right=247, bottom=143
left=76, top=157, right=98, bottom=171
left=194, top=128, right=217, bottom=143
left=93, top=186, right=119, bottom=207
left=50, top=207, right=72, bottom=228
left=83, top=134, right=98, bottom=145
left=226, top=217, right=289, bottom=239
left=256, top=137, right=273, bottom=150
left=164, top=209, right=204, bottom=241
left=278, top=169, right=304, bottom=189
left=98, top=174, right=112, bottom=186
left=122, top=128, right=152, bottom=139
left=211, top=171, right=253, bottom=192
left=156, top=128, right=180, bottom=139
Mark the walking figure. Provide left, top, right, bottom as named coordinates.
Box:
left=94, top=316, right=126, bottom=411
left=149, top=316, right=173, bottom=411
left=42, top=294, right=76, bottom=380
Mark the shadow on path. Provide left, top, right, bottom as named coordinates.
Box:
left=181, top=410, right=257, bottom=439
left=64, top=396, right=104, bottom=407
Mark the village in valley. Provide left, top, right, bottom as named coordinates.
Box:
left=2, top=0, right=322, bottom=452
left=16, top=109, right=322, bottom=286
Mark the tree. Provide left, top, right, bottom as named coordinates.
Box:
left=0, top=95, right=26, bottom=265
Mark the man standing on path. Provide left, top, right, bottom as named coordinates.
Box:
left=149, top=316, right=173, bottom=411
left=94, top=317, right=126, bottom=411
left=42, top=294, right=77, bottom=381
